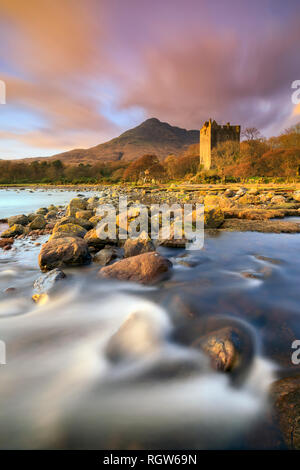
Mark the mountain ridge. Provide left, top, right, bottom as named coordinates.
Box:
left=16, top=118, right=199, bottom=164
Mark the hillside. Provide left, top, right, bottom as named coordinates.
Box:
left=21, top=118, right=199, bottom=164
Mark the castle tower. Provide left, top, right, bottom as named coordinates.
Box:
left=200, top=119, right=240, bottom=170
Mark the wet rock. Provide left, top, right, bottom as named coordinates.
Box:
left=124, top=237, right=155, bottom=258
left=53, top=223, right=87, bottom=238
left=204, top=208, right=224, bottom=228
left=172, top=317, right=255, bottom=383
left=254, top=255, right=282, bottom=265
left=1, top=224, right=24, bottom=238
left=66, top=198, right=87, bottom=217
left=32, top=293, right=49, bottom=305
left=222, top=218, right=300, bottom=233
left=33, top=268, right=66, bottom=295
left=75, top=210, right=94, bottom=220
left=36, top=207, right=48, bottom=215
left=27, top=213, right=37, bottom=222
left=28, top=215, right=47, bottom=230
left=45, top=210, right=58, bottom=220
left=84, top=228, right=110, bottom=248
left=105, top=312, right=165, bottom=363
left=38, top=237, right=91, bottom=272
left=4, top=287, right=17, bottom=294
left=0, top=238, right=14, bottom=248
left=88, top=215, right=106, bottom=227
left=99, top=252, right=172, bottom=284
left=93, top=246, right=119, bottom=265
left=7, top=214, right=28, bottom=227
left=47, top=205, right=58, bottom=212
left=271, top=375, right=300, bottom=449
left=197, top=326, right=243, bottom=372
left=241, top=271, right=263, bottom=280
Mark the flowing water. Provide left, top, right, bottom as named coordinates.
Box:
left=0, top=189, right=299, bottom=449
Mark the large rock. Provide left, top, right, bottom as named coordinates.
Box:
left=271, top=375, right=300, bottom=449
left=172, top=317, right=254, bottom=383
left=0, top=238, right=14, bottom=248
left=33, top=268, right=66, bottom=300
left=7, top=214, right=28, bottom=227
left=93, top=246, right=119, bottom=266
left=75, top=210, right=94, bottom=220
left=54, top=216, right=92, bottom=231
left=99, top=252, right=172, bottom=284
left=124, top=237, right=155, bottom=258
left=38, top=237, right=91, bottom=272
left=53, top=223, right=87, bottom=238
left=293, top=191, right=300, bottom=202
left=45, top=210, right=58, bottom=220
left=84, top=226, right=116, bottom=248
left=204, top=208, right=224, bottom=228
left=66, top=198, right=87, bottom=217
left=1, top=224, right=24, bottom=238
left=28, top=215, right=47, bottom=230
left=36, top=207, right=48, bottom=215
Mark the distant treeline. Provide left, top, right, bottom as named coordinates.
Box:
left=0, top=123, right=299, bottom=184
left=0, top=153, right=199, bottom=184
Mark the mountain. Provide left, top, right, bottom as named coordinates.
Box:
left=22, top=118, right=199, bottom=164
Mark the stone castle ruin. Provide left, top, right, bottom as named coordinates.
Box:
left=200, top=119, right=240, bottom=170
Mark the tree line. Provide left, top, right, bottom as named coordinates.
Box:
left=0, top=122, right=299, bottom=184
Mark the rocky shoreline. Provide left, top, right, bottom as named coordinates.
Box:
left=1, top=184, right=300, bottom=449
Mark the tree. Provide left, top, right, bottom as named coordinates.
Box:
left=242, top=127, right=262, bottom=141
left=123, top=154, right=165, bottom=182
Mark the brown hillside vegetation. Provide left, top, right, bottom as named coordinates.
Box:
left=17, top=118, right=199, bottom=165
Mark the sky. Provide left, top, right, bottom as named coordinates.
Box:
left=0, top=0, right=299, bottom=159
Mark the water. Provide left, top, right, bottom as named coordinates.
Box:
left=0, top=187, right=98, bottom=219
left=0, top=190, right=299, bottom=449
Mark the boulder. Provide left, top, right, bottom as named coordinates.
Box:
left=45, top=210, right=58, bottom=220
left=89, top=215, right=106, bottom=227
left=47, top=205, right=58, bottom=212
left=204, top=208, right=224, bottom=228
left=0, top=238, right=14, bottom=248
left=75, top=210, right=94, bottom=220
left=28, top=215, right=47, bottom=230
left=293, top=191, right=300, bottom=202
left=99, top=252, right=172, bottom=284
left=124, top=237, right=155, bottom=258
left=271, top=375, right=300, bottom=449
left=53, top=223, right=87, bottom=238
left=36, top=207, right=48, bottom=215
left=66, top=198, right=87, bottom=217
left=33, top=268, right=66, bottom=295
left=84, top=227, right=115, bottom=248
left=7, top=214, right=28, bottom=227
left=1, top=224, right=24, bottom=238
left=93, top=246, right=119, bottom=265
left=38, top=237, right=91, bottom=272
